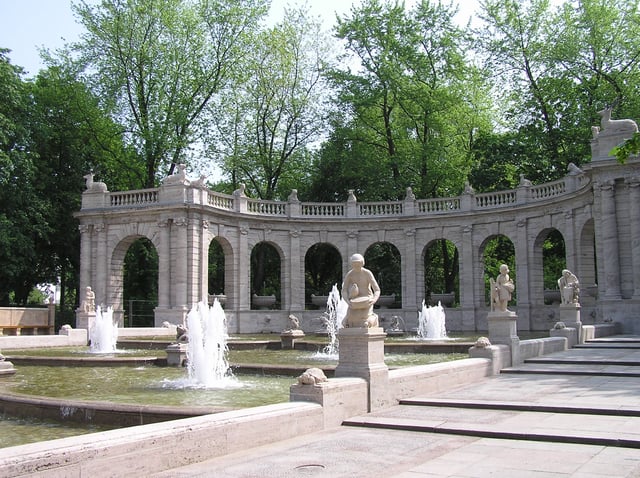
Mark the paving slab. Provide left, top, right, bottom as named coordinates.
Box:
left=151, top=336, right=640, bottom=477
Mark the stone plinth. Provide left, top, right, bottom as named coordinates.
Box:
left=559, top=303, right=582, bottom=344
left=550, top=326, right=577, bottom=348
left=75, top=310, right=95, bottom=332
left=166, top=343, right=187, bottom=366
left=335, top=327, right=390, bottom=411
left=0, top=360, right=16, bottom=376
left=280, top=330, right=305, bottom=350
left=487, top=311, right=520, bottom=366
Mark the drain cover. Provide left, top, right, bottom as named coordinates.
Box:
left=295, top=464, right=326, bottom=474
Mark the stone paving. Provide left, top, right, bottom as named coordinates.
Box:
left=153, top=336, right=640, bottom=477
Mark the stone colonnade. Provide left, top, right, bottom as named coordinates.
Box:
left=75, top=126, right=640, bottom=334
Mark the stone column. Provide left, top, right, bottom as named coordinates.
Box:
left=173, top=217, right=189, bottom=311
left=289, top=229, right=304, bottom=310
left=514, top=219, right=530, bottom=330
left=78, top=224, right=92, bottom=294
left=600, top=181, right=622, bottom=299
left=199, top=220, right=210, bottom=304
left=627, top=178, right=640, bottom=298
left=94, top=223, right=107, bottom=306
left=402, top=229, right=418, bottom=311
left=157, top=219, right=171, bottom=309
left=335, top=327, right=390, bottom=411
left=459, top=225, right=475, bottom=330
left=237, top=225, right=250, bottom=311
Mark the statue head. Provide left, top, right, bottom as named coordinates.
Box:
left=350, top=253, right=365, bottom=268
left=499, top=264, right=509, bottom=274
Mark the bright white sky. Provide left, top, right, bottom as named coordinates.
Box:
left=0, top=0, right=482, bottom=77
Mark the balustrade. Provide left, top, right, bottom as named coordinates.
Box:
left=110, top=189, right=159, bottom=207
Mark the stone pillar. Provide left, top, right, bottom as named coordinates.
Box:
left=459, top=225, right=475, bottom=330
left=173, top=217, right=189, bottom=311
left=600, top=180, right=622, bottom=299
left=627, top=178, right=640, bottom=298
left=515, top=219, right=530, bottom=330
left=94, top=223, right=107, bottom=306
left=237, top=224, right=251, bottom=312
left=334, top=327, right=390, bottom=411
left=402, top=229, right=418, bottom=311
left=199, top=220, right=209, bottom=304
left=78, top=224, right=92, bottom=295
left=487, top=311, right=520, bottom=366
left=559, top=303, right=582, bottom=344
left=289, top=230, right=304, bottom=310
left=157, top=220, right=171, bottom=308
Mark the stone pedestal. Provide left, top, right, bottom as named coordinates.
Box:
left=280, top=330, right=305, bottom=350
left=487, top=311, right=520, bottom=366
left=559, top=303, right=582, bottom=344
left=166, top=343, right=188, bottom=367
left=550, top=326, right=577, bottom=348
left=75, top=310, right=95, bottom=345
left=0, top=359, right=16, bottom=376
left=335, top=327, right=390, bottom=411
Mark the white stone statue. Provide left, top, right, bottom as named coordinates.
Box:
left=597, top=106, right=638, bottom=134
left=82, top=286, right=96, bottom=314
left=341, top=253, right=381, bottom=328
left=558, top=269, right=580, bottom=305
left=490, top=264, right=514, bottom=313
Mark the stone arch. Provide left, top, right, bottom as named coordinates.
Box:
left=304, top=242, right=342, bottom=308
left=579, top=218, right=597, bottom=301
left=421, top=238, right=459, bottom=307
left=532, top=228, right=566, bottom=305
left=363, top=242, right=401, bottom=306
left=250, top=241, right=283, bottom=309
left=109, top=230, right=159, bottom=325
left=479, top=234, right=516, bottom=308
left=208, top=235, right=234, bottom=308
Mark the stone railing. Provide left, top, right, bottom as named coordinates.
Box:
left=110, top=189, right=159, bottom=208
left=83, top=171, right=590, bottom=220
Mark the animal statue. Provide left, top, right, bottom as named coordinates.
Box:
left=597, top=106, right=638, bottom=134
left=83, top=173, right=108, bottom=192
left=297, top=367, right=328, bottom=385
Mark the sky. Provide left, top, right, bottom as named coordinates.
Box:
left=0, top=0, right=481, bottom=77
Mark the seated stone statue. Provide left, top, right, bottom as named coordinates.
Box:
left=341, top=253, right=381, bottom=328
left=558, top=269, right=580, bottom=305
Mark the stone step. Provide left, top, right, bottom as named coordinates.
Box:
left=343, top=404, right=640, bottom=448
left=398, top=397, right=640, bottom=417
left=524, top=357, right=640, bottom=366
left=500, top=366, right=640, bottom=377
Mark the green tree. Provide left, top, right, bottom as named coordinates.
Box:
left=323, top=0, right=489, bottom=200
left=212, top=6, right=331, bottom=200
left=72, top=0, right=269, bottom=187
left=0, top=51, right=52, bottom=305
left=28, top=65, right=135, bottom=318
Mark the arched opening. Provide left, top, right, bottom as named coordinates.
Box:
left=122, top=237, right=158, bottom=327
left=364, top=242, right=401, bottom=307
left=250, top=242, right=281, bottom=309
left=481, top=235, right=515, bottom=307
left=534, top=229, right=566, bottom=304
left=304, top=243, right=342, bottom=308
left=579, top=219, right=598, bottom=300
left=423, top=239, right=459, bottom=307
left=208, top=238, right=226, bottom=306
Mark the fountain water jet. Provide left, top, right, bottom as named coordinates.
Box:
left=318, top=284, right=347, bottom=357
left=416, top=300, right=447, bottom=340
left=90, top=306, right=118, bottom=353
left=186, top=300, right=236, bottom=388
